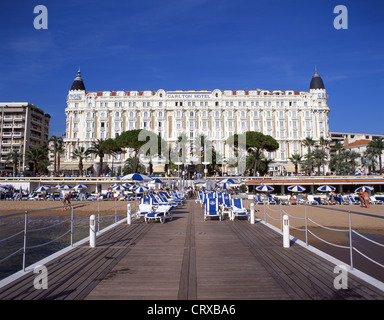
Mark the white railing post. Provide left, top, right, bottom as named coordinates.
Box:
left=250, top=202, right=255, bottom=224
left=127, top=203, right=132, bottom=225
left=348, top=210, right=353, bottom=270
left=90, top=214, right=96, bottom=248
left=22, top=211, right=28, bottom=271
left=283, top=214, right=290, bottom=248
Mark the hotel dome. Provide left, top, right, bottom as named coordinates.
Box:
left=310, top=69, right=325, bottom=90
left=70, top=69, right=86, bottom=91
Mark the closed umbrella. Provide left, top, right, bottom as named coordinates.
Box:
left=287, top=185, right=306, bottom=193
left=317, top=185, right=335, bottom=193
left=255, top=185, right=274, bottom=192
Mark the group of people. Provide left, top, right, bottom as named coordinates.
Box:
left=358, top=189, right=370, bottom=208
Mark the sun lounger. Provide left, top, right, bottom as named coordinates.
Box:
left=204, top=198, right=222, bottom=221
left=254, top=195, right=265, bottom=205
left=370, top=196, right=383, bottom=205
left=337, top=196, right=350, bottom=205
left=267, top=196, right=277, bottom=205
left=136, top=203, right=154, bottom=219
left=307, top=195, right=319, bottom=205
left=347, top=195, right=360, bottom=205
left=230, top=198, right=248, bottom=221
left=145, top=205, right=173, bottom=224
left=295, top=194, right=307, bottom=205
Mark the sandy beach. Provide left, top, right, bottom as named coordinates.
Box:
left=0, top=199, right=134, bottom=218
left=1, top=198, right=383, bottom=234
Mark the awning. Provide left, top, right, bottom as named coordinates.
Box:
left=60, top=163, right=93, bottom=170
left=153, top=165, right=165, bottom=173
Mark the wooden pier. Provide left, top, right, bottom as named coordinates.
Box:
left=0, top=199, right=384, bottom=300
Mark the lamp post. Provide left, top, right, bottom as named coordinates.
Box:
left=202, top=161, right=210, bottom=179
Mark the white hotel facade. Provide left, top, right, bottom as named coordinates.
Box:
left=63, top=70, right=330, bottom=175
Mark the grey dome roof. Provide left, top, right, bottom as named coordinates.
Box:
left=310, top=69, right=325, bottom=90
left=70, top=69, right=85, bottom=91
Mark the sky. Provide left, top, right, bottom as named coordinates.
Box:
left=0, top=0, right=383, bottom=137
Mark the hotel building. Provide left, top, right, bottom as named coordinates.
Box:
left=0, top=102, right=50, bottom=173
left=63, top=70, right=330, bottom=174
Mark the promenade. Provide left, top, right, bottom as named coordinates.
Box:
left=0, top=199, right=384, bottom=300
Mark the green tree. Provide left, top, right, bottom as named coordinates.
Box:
left=227, top=131, right=279, bottom=176
left=116, top=129, right=162, bottom=173
left=72, top=146, right=88, bottom=175
left=367, top=138, right=384, bottom=174
left=49, top=135, right=63, bottom=175
left=85, top=139, right=109, bottom=176
left=289, top=154, right=302, bottom=175
left=6, top=150, right=23, bottom=176
left=311, top=148, right=328, bottom=175
left=26, top=144, right=49, bottom=176
left=302, top=137, right=315, bottom=154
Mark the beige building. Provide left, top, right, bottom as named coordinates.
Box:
left=0, top=102, right=50, bottom=174
left=63, top=69, right=331, bottom=175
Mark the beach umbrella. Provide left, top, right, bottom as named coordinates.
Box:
left=121, top=183, right=133, bottom=189
left=287, top=185, right=306, bottom=193
left=222, top=183, right=228, bottom=190
left=216, top=178, right=241, bottom=185
left=317, top=185, right=335, bottom=193
left=355, top=186, right=374, bottom=193
left=34, top=185, right=51, bottom=193
left=58, top=184, right=72, bottom=190
left=110, top=183, right=119, bottom=188
left=133, top=185, right=149, bottom=193
left=153, top=178, right=164, bottom=184
left=0, top=185, right=10, bottom=192
left=112, top=185, right=126, bottom=191
left=73, top=184, right=88, bottom=190
left=255, top=185, right=274, bottom=192
left=121, top=173, right=153, bottom=182
left=52, top=184, right=62, bottom=188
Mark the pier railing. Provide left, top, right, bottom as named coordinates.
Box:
left=0, top=198, right=129, bottom=279
left=259, top=203, right=384, bottom=272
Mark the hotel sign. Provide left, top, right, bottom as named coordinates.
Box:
left=166, top=93, right=211, bottom=99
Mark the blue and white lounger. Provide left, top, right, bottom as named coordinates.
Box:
left=230, top=198, right=248, bottom=221
left=204, top=198, right=222, bottom=221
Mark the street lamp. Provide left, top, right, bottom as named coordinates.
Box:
left=202, top=161, right=210, bottom=179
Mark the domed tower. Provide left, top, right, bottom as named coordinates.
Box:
left=70, top=68, right=86, bottom=91
left=309, top=67, right=325, bottom=91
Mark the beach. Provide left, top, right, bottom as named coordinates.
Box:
left=1, top=198, right=383, bottom=234
left=0, top=199, right=134, bottom=218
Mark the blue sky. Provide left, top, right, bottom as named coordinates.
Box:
left=0, top=0, right=383, bottom=136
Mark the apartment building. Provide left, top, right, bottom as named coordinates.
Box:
left=0, top=102, right=50, bottom=174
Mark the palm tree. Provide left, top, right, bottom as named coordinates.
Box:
left=85, top=139, right=108, bottom=176
left=302, top=137, right=315, bottom=154
left=6, top=150, right=23, bottom=176
left=72, top=146, right=88, bottom=176
left=367, top=138, right=384, bottom=174
left=311, top=148, right=328, bottom=175
left=289, top=154, right=302, bottom=175
left=332, top=141, right=344, bottom=154
left=25, top=144, right=49, bottom=176
left=362, top=152, right=377, bottom=174
left=49, top=135, right=63, bottom=174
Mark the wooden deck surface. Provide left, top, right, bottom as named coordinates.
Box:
left=1, top=199, right=384, bottom=300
